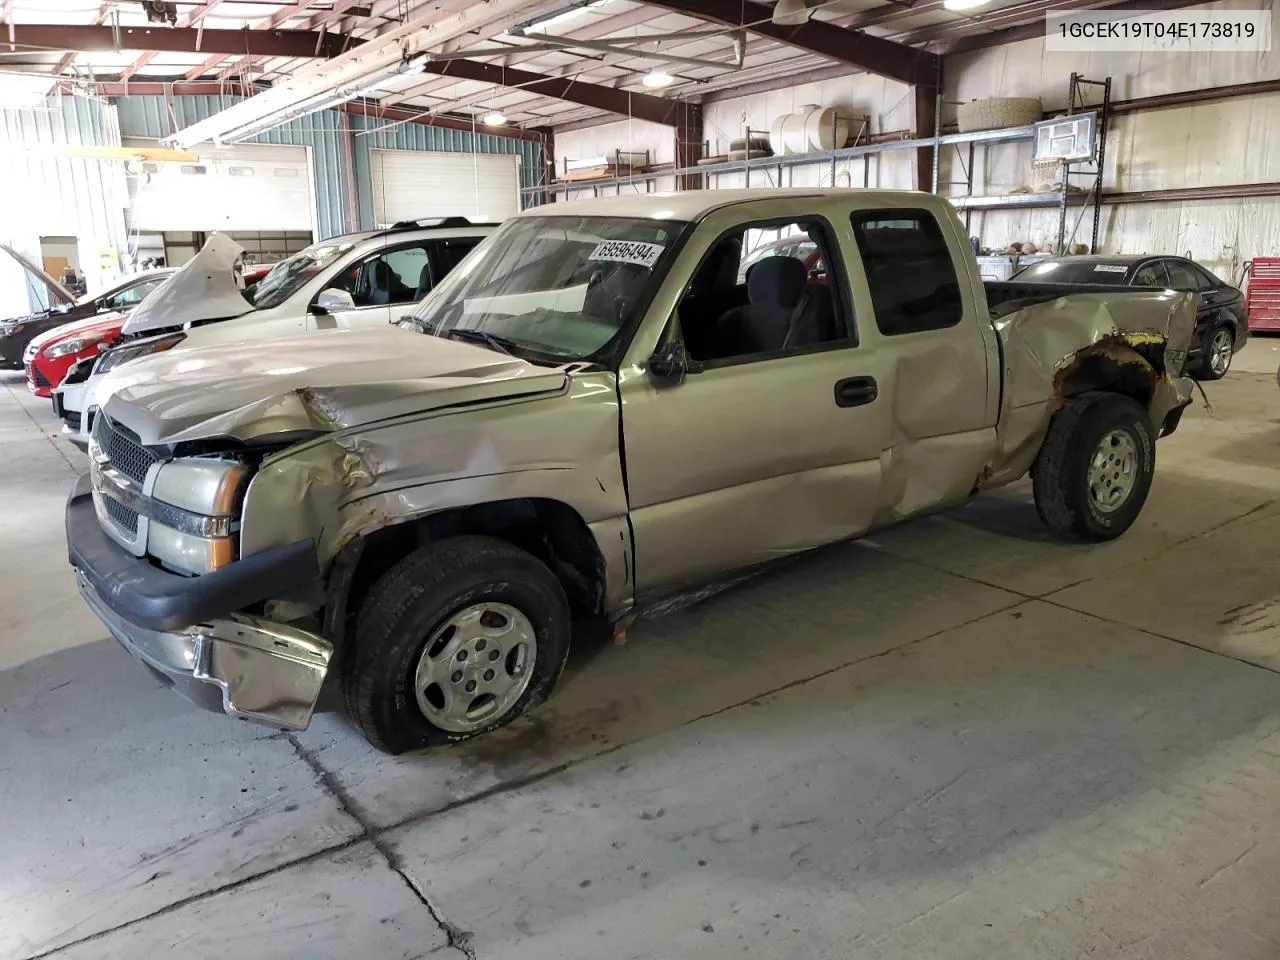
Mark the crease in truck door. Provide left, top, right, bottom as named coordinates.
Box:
left=620, top=206, right=889, bottom=595
left=845, top=205, right=998, bottom=525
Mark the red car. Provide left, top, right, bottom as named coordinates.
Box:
left=23, top=262, right=275, bottom=397
left=25, top=311, right=129, bottom=398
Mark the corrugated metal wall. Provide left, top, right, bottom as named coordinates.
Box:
left=114, top=95, right=353, bottom=238
left=349, top=113, right=545, bottom=229
left=0, top=93, right=130, bottom=311
left=113, top=96, right=546, bottom=237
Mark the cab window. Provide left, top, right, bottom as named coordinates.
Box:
left=850, top=209, right=962, bottom=335
left=680, top=218, right=847, bottom=365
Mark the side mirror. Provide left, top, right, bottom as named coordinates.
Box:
left=647, top=340, right=700, bottom=381
left=313, top=288, right=356, bottom=314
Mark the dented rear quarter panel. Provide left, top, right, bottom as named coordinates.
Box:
left=985, top=288, right=1198, bottom=485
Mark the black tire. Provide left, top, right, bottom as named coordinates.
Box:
left=1032, top=392, right=1155, bottom=542
left=1193, top=324, right=1234, bottom=381
left=342, top=535, right=571, bottom=754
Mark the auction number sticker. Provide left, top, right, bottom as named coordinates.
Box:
left=1047, top=10, right=1271, bottom=51
left=1093, top=264, right=1129, bottom=274
left=588, top=240, right=666, bottom=268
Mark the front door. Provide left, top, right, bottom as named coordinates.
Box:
left=308, top=239, right=433, bottom=331
left=618, top=204, right=890, bottom=596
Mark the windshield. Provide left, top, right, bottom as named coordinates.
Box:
left=249, top=240, right=357, bottom=310
left=411, top=215, right=686, bottom=362
left=1014, top=260, right=1131, bottom=284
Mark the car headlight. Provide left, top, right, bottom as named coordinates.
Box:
left=96, top=332, right=186, bottom=375
left=0, top=322, right=25, bottom=337
left=46, top=336, right=104, bottom=359
left=147, top=458, right=250, bottom=575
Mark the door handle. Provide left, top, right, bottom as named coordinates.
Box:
left=834, top=376, right=878, bottom=408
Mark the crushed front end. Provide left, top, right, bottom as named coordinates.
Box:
left=66, top=414, right=330, bottom=729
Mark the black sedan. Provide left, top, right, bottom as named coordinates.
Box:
left=1012, top=255, right=1248, bottom=380
left=0, top=248, right=173, bottom=369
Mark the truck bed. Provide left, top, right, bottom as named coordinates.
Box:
left=984, top=280, right=1142, bottom=318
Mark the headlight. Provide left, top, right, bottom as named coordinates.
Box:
left=95, top=332, right=185, bottom=375
left=46, top=336, right=103, bottom=359
left=148, top=523, right=236, bottom=576
left=152, top=458, right=248, bottom=515
left=147, top=458, right=249, bottom=575
left=0, top=322, right=25, bottom=336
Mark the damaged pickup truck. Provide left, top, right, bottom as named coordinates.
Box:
left=67, top=189, right=1197, bottom=753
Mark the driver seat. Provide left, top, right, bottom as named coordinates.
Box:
left=711, top=256, right=830, bottom=357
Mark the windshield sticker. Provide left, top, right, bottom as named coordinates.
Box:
left=1092, top=264, right=1128, bottom=273
left=588, top=240, right=665, bottom=268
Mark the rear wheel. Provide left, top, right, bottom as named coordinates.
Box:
left=342, top=535, right=571, bottom=754
left=1032, top=392, right=1155, bottom=542
left=1196, top=325, right=1234, bottom=380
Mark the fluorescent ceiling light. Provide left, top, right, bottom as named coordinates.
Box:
left=642, top=70, right=674, bottom=89
left=165, top=0, right=535, bottom=149
left=523, top=0, right=611, bottom=34
left=942, top=0, right=990, bottom=9
left=483, top=110, right=508, bottom=126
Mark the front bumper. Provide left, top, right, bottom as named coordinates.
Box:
left=66, top=472, right=331, bottom=730
left=0, top=337, right=26, bottom=368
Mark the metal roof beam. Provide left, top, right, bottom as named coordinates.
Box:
left=9, top=24, right=357, bottom=59
left=639, top=0, right=938, bottom=87
left=420, top=59, right=700, bottom=128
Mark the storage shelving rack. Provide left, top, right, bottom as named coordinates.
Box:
left=523, top=75, right=1112, bottom=254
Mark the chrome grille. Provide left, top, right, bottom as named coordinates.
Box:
left=94, top=416, right=158, bottom=486
left=103, top=495, right=139, bottom=534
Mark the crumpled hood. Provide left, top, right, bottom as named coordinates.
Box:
left=122, top=232, right=255, bottom=336
left=100, top=328, right=569, bottom=445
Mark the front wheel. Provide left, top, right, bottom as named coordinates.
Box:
left=1032, top=392, right=1155, bottom=542
left=342, top=535, right=572, bottom=754
left=1195, top=325, right=1234, bottom=381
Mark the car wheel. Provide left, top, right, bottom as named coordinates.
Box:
left=1196, top=325, right=1234, bottom=381
left=1032, top=391, right=1155, bottom=542
left=342, top=535, right=572, bottom=754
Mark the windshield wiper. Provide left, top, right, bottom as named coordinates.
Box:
left=444, top=328, right=518, bottom=356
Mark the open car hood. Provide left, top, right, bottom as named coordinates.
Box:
left=1, top=243, right=75, bottom=309
left=121, top=233, right=255, bottom=336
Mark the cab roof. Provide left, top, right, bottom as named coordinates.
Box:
left=517, top=188, right=945, bottom=222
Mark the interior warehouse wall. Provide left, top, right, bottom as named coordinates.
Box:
left=551, top=0, right=1277, bottom=281
left=115, top=95, right=354, bottom=239
left=947, top=0, right=1280, bottom=280
left=0, top=94, right=130, bottom=312
left=347, top=113, right=545, bottom=229
left=113, top=96, right=546, bottom=238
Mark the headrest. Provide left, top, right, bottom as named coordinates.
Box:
left=747, top=255, right=807, bottom=308
left=692, top=237, right=743, bottom=297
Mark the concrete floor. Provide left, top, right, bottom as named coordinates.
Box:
left=3, top=342, right=1280, bottom=960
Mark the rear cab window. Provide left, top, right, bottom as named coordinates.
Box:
left=849, top=209, right=962, bottom=335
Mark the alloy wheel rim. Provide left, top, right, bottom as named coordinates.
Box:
left=1088, top=428, right=1138, bottom=514
left=1210, top=330, right=1232, bottom=375
left=413, top=602, right=537, bottom=733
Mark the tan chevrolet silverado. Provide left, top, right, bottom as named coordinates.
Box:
left=67, top=189, right=1197, bottom=753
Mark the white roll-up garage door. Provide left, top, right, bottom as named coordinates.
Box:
left=370, top=149, right=519, bottom=226
left=126, top=141, right=316, bottom=233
